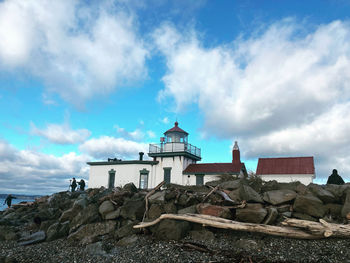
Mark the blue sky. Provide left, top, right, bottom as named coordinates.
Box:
left=1, top=0, right=350, bottom=195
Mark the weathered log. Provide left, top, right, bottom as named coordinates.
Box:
left=134, top=213, right=318, bottom=239
left=202, top=185, right=219, bottom=203
left=282, top=218, right=350, bottom=238
left=142, top=181, right=165, bottom=222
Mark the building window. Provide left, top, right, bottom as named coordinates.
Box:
left=108, top=169, right=116, bottom=189
left=164, top=168, right=171, bottom=184
left=139, top=168, right=149, bottom=189
left=196, top=174, right=204, bottom=186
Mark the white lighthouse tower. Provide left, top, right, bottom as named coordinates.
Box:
left=148, top=121, right=201, bottom=185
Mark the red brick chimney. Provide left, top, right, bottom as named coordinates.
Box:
left=232, top=141, right=241, bottom=165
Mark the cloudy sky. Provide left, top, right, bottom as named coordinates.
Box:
left=1, top=0, right=350, bottom=195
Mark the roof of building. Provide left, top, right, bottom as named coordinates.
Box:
left=164, top=121, right=189, bottom=135
left=256, top=156, right=315, bottom=175
left=183, top=162, right=244, bottom=174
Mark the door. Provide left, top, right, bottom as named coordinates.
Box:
left=108, top=170, right=115, bottom=189
left=164, top=168, right=171, bottom=184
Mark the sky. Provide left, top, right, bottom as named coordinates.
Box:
left=1, top=0, right=350, bottom=195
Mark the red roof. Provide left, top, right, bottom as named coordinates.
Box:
left=256, top=157, right=315, bottom=175
left=165, top=121, right=188, bottom=135
left=183, top=163, right=243, bottom=174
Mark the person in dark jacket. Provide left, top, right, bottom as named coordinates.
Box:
left=78, top=179, right=86, bottom=191
left=327, top=169, right=345, bottom=185
left=71, top=178, right=77, bottom=192
left=4, top=194, right=16, bottom=208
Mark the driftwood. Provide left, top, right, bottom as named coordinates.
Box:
left=142, top=181, right=165, bottom=222
left=134, top=213, right=350, bottom=239
left=202, top=185, right=219, bottom=203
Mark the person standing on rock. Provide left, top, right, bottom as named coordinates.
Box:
left=4, top=194, right=16, bottom=208
left=327, top=169, right=345, bottom=185
left=71, top=178, right=77, bottom=192
left=78, top=179, right=85, bottom=191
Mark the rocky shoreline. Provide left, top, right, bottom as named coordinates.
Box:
left=1, top=177, right=350, bottom=262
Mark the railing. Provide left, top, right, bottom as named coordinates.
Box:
left=149, top=142, right=201, bottom=158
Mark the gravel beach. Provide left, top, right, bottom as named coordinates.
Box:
left=1, top=230, right=350, bottom=263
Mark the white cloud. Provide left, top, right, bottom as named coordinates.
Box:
left=154, top=20, right=350, bottom=181
left=114, top=125, right=145, bottom=141
left=0, top=139, right=89, bottom=195
left=31, top=122, right=91, bottom=145
left=79, top=136, right=148, bottom=160
left=161, top=117, right=169, bottom=124
left=0, top=0, right=148, bottom=105
left=147, top=130, right=156, bottom=138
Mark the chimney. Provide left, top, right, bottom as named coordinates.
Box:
left=232, top=141, right=241, bottom=165
left=139, top=152, right=144, bottom=161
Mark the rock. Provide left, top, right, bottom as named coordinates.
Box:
left=189, top=230, right=215, bottom=241
left=263, top=190, right=297, bottom=205
left=178, top=205, right=197, bottom=214
left=120, top=199, right=145, bottom=221
left=148, top=204, right=164, bottom=219
left=346, top=212, right=350, bottom=220
left=292, top=212, right=318, bottom=222
left=341, top=190, right=350, bottom=218
left=325, top=203, right=342, bottom=219
left=70, top=203, right=100, bottom=232
left=149, top=191, right=166, bottom=204
left=196, top=203, right=232, bottom=219
left=85, top=241, right=108, bottom=256
left=115, top=222, right=139, bottom=239
left=4, top=231, right=17, bottom=241
left=239, top=185, right=263, bottom=203
left=308, top=184, right=335, bottom=203
left=235, top=239, right=260, bottom=251
left=59, top=207, right=80, bottom=223
left=263, top=207, right=278, bottom=225
left=116, top=234, right=139, bottom=246
left=18, top=231, right=46, bottom=246
left=176, top=194, right=189, bottom=206
left=293, top=194, right=326, bottom=218
left=324, top=184, right=347, bottom=202
left=277, top=182, right=305, bottom=192
left=72, top=196, right=88, bottom=210
left=68, top=221, right=116, bottom=242
left=46, top=221, right=70, bottom=241
left=123, top=183, right=138, bottom=193
left=99, top=200, right=115, bottom=219
left=164, top=202, right=177, bottom=214
left=261, top=180, right=279, bottom=192
left=276, top=205, right=291, bottom=213
left=219, top=180, right=243, bottom=190
left=236, top=204, right=267, bottom=223
left=105, top=208, right=121, bottom=220
left=152, top=219, right=190, bottom=241
left=281, top=212, right=292, bottom=218
left=228, top=189, right=241, bottom=202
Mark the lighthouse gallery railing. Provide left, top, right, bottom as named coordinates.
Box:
left=149, top=143, right=201, bottom=158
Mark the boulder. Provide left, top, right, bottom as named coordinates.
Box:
left=18, top=231, right=46, bottom=246
left=85, top=241, right=108, bottom=256
left=292, top=212, right=317, bottom=222
left=308, top=184, right=335, bottom=203
left=196, top=203, right=232, bottom=219
left=70, top=203, right=100, bottom=232
left=115, top=222, right=139, bottom=239
left=59, top=207, right=80, bottom=223
left=68, top=221, right=116, bottom=242
left=46, top=221, right=70, bottom=241
left=325, top=203, right=342, bottom=219
left=148, top=204, right=164, bottom=219
left=164, top=202, right=177, bottom=214
left=99, top=201, right=115, bottom=218
left=219, top=179, right=243, bottom=190
left=324, top=184, right=347, bottom=202
left=227, top=189, right=241, bottom=202
left=116, top=234, right=138, bottom=246
left=105, top=208, right=121, bottom=220
left=123, top=183, right=138, bottom=193
left=293, top=194, right=326, bottom=218
left=239, top=185, right=263, bottom=203
left=341, top=190, right=350, bottom=218
left=148, top=191, right=166, bottom=204
left=178, top=205, right=197, bottom=214
left=120, top=199, right=145, bottom=221
left=152, top=219, right=190, bottom=241
left=263, top=190, right=297, bottom=205
left=236, top=204, right=267, bottom=223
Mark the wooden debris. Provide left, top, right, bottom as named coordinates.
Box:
left=134, top=213, right=350, bottom=239
left=142, top=181, right=165, bottom=222
left=202, top=185, right=219, bottom=203
left=181, top=242, right=213, bottom=254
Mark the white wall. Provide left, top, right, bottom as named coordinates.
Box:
left=259, top=174, right=314, bottom=185
left=89, top=164, right=154, bottom=188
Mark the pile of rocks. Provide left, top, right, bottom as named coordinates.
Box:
left=1, top=177, right=350, bottom=248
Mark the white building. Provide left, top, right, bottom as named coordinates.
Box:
left=87, top=122, right=247, bottom=189
left=256, top=156, right=315, bottom=185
